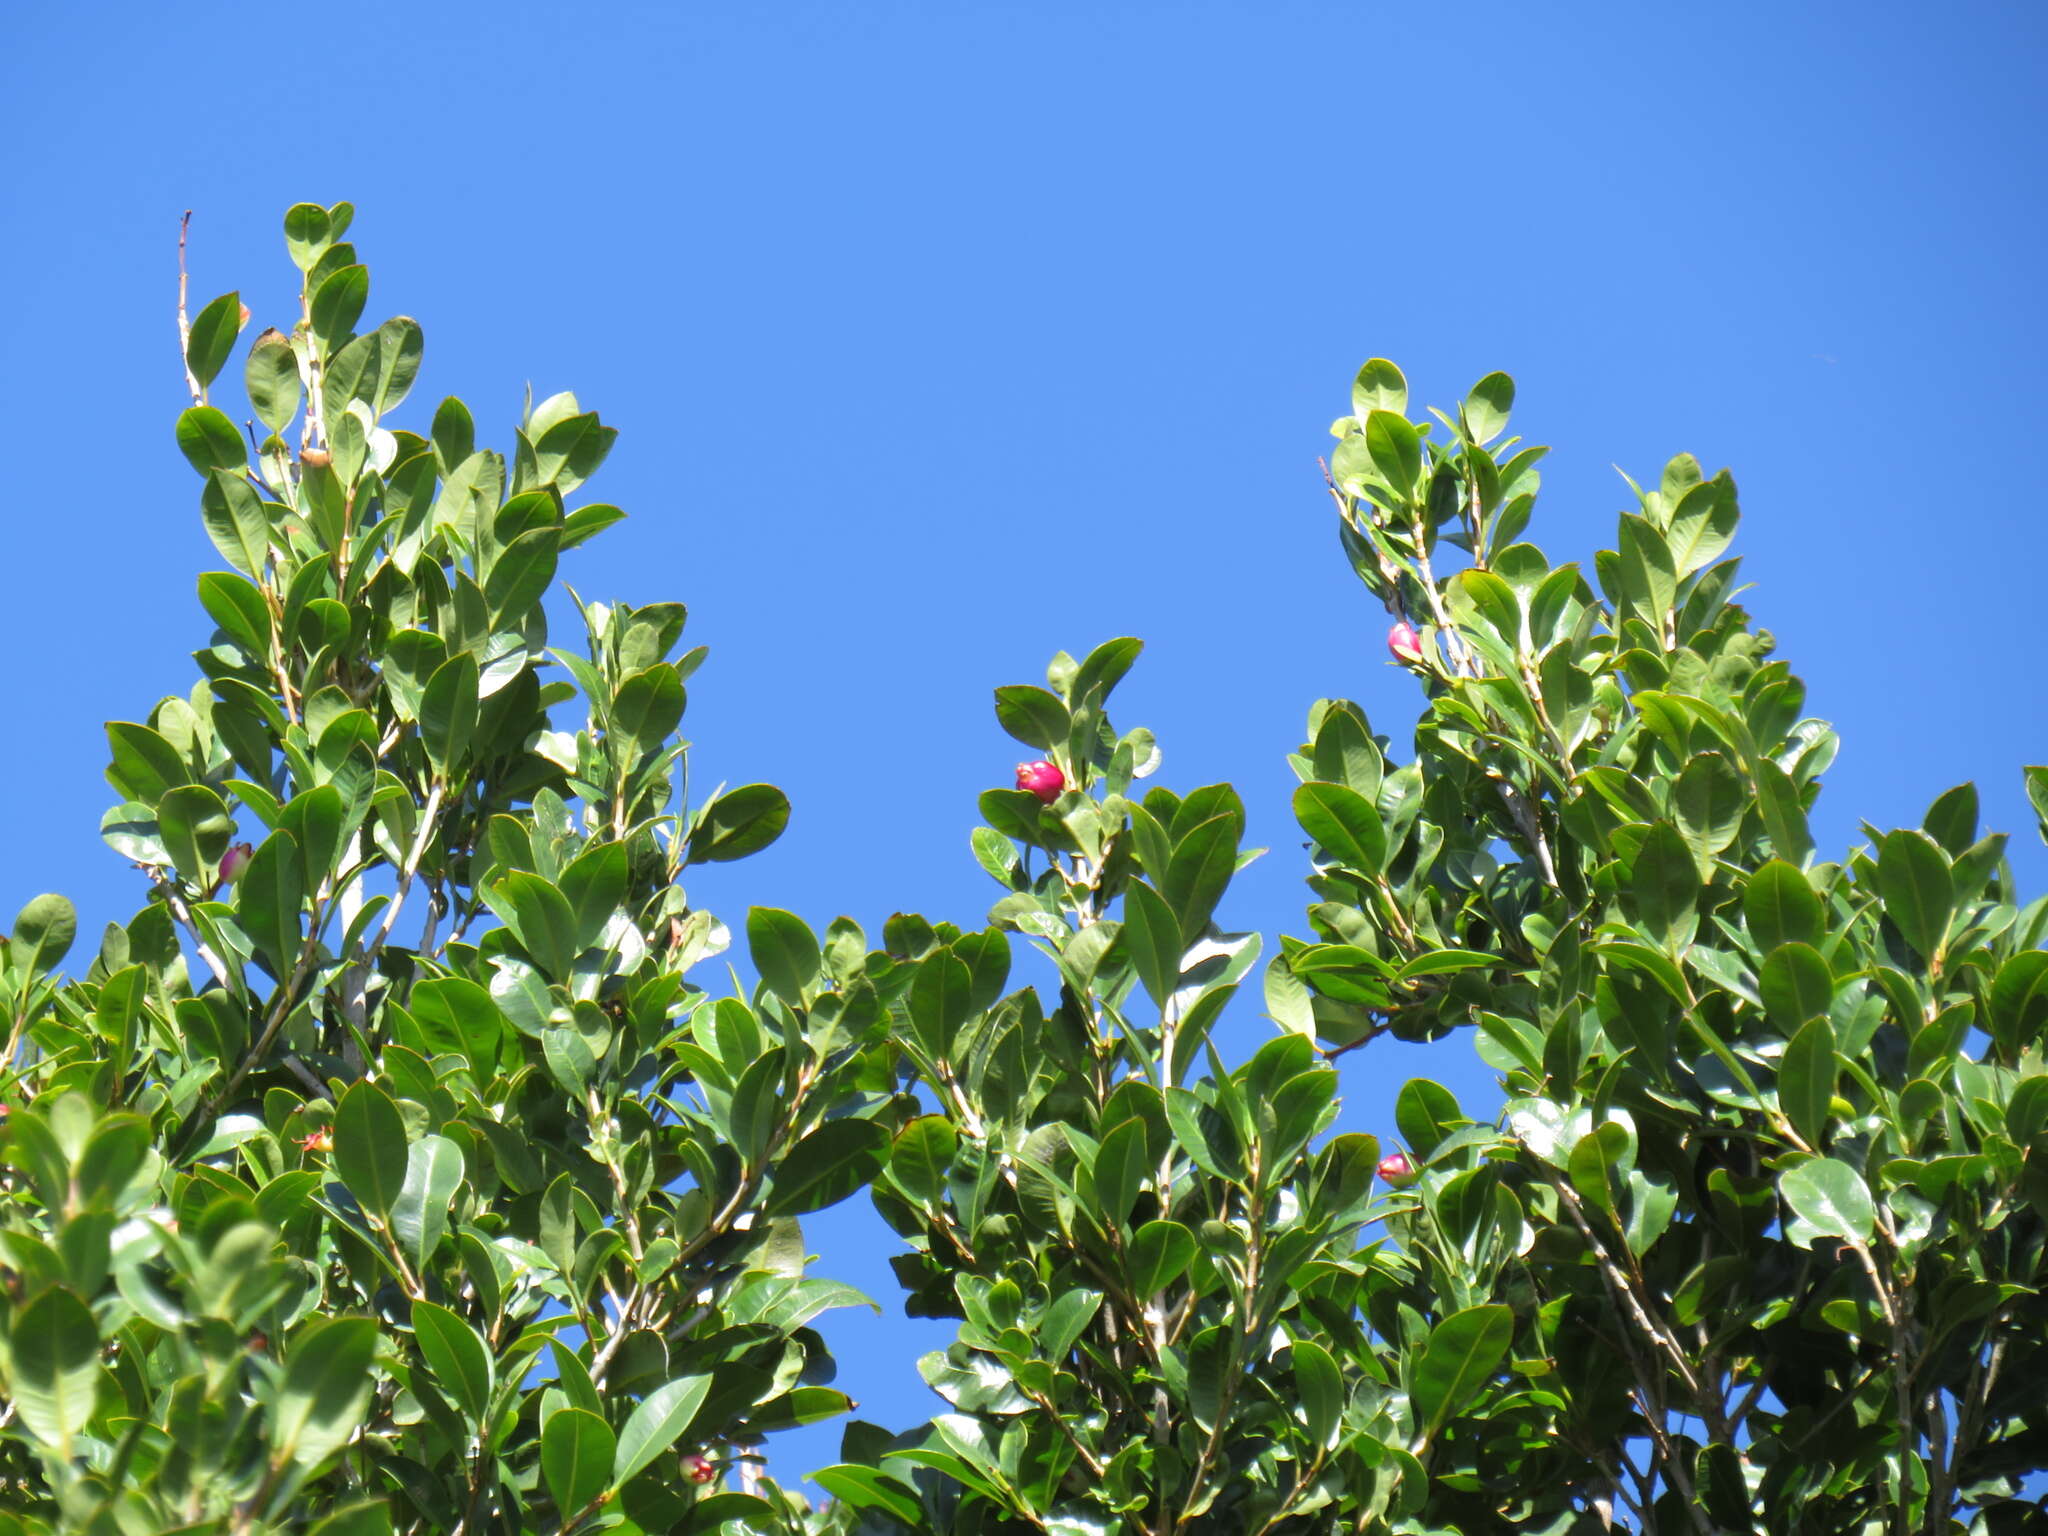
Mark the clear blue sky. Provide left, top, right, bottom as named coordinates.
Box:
left=5, top=0, right=2044, bottom=1487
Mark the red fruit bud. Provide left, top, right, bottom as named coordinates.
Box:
left=1015, top=760, right=1066, bottom=804
left=1387, top=622, right=1424, bottom=664
left=297, top=1127, right=332, bottom=1155
left=682, top=1451, right=717, bottom=1484
left=218, top=842, right=255, bottom=885
left=1377, top=1150, right=1417, bottom=1187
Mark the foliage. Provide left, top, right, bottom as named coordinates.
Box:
left=2, top=208, right=2046, bottom=1535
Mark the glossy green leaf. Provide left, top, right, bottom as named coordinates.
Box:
left=542, top=1408, right=617, bottom=1518
left=1760, top=942, right=1832, bottom=1031
left=9, top=892, right=77, bottom=975
left=236, top=828, right=304, bottom=973
left=1990, top=950, right=2048, bottom=1053
left=8, top=1286, right=100, bottom=1453
left=889, top=1115, right=957, bottom=1208
left=411, top=1298, right=492, bottom=1422
left=1744, top=859, right=1820, bottom=952
left=176, top=404, right=246, bottom=475
left=419, top=651, right=479, bottom=782
left=1292, top=1336, right=1344, bottom=1449
left=1879, top=829, right=1954, bottom=965
left=1780, top=1016, right=1837, bottom=1149
left=1394, top=1077, right=1461, bottom=1157
left=748, top=907, right=820, bottom=1007
left=334, top=1080, right=409, bottom=1221
left=612, top=1374, right=712, bottom=1486
left=766, top=1119, right=889, bottom=1216
left=1463, top=371, right=1514, bottom=445
left=310, top=264, right=369, bottom=350
left=1126, top=1218, right=1196, bottom=1296
left=685, top=783, right=790, bottom=864
left=246, top=327, right=302, bottom=433
left=1293, top=781, right=1385, bottom=875
left=1412, top=1304, right=1513, bottom=1441
left=275, top=1317, right=379, bottom=1468
left=393, top=1135, right=464, bottom=1271
left=994, top=684, right=1070, bottom=750
left=1781, top=1156, right=1874, bottom=1247
left=1120, top=879, right=1182, bottom=1013
left=185, top=290, right=244, bottom=390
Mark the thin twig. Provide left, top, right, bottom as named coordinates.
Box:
left=177, top=212, right=204, bottom=405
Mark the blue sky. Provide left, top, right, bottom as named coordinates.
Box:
left=5, top=0, right=2045, bottom=1487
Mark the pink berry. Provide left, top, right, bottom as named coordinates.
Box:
left=218, top=842, right=255, bottom=884
left=1387, top=622, right=1424, bottom=664
left=1015, top=760, right=1066, bottom=804
left=1377, top=1150, right=1417, bottom=1187
left=682, top=1452, right=716, bottom=1484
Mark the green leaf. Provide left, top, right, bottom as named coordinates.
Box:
left=497, top=872, right=580, bottom=979
left=748, top=907, right=820, bottom=1007
left=246, top=327, right=302, bottom=433
left=1293, top=781, right=1386, bottom=875
left=1760, top=942, right=1832, bottom=1031
left=306, top=1501, right=394, bottom=1536
left=907, top=948, right=974, bottom=1063
left=1744, top=860, right=1820, bottom=953
left=1924, top=782, right=1979, bottom=856
left=1394, top=1078, right=1461, bottom=1157
left=1091, top=1117, right=1150, bottom=1228
left=419, top=651, right=480, bottom=782
left=198, top=570, right=273, bottom=658
left=1753, top=757, right=1812, bottom=864
left=542, top=1408, right=617, bottom=1518
left=610, top=664, right=685, bottom=760
left=1364, top=409, right=1422, bottom=498
left=1568, top=1121, right=1633, bottom=1219
left=8, top=1286, right=100, bottom=1453
left=612, top=1374, right=713, bottom=1486
left=393, top=1136, right=464, bottom=1271
left=1120, top=880, right=1183, bottom=1013
left=1126, top=1219, right=1196, bottom=1296
left=200, top=466, right=272, bottom=578
left=1412, top=1304, right=1513, bottom=1442
left=811, top=1465, right=922, bottom=1525
left=1164, top=813, right=1238, bottom=945
left=334, top=1080, right=409, bottom=1221
left=1878, top=829, right=1954, bottom=965
left=1463, top=371, right=1514, bottom=445
left=236, top=828, right=305, bottom=973
left=176, top=405, right=246, bottom=475
left=9, top=893, right=77, bottom=976
left=310, top=264, right=369, bottom=351
left=1292, top=1337, right=1345, bottom=1449
left=1352, top=357, right=1407, bottom=418
left=484, top=527, right=561, bottom=626
left=1780, top=1157, right=1874, bottom=1247
left=186, top=290, right=245, bottom=389
left=275, top=1317, right=379, bottom=1468
left=284, top=203, right=333, bottom=270
left=1990, top=951, right=2048, bottom=1054
left=1630, top=821, right=1700, bottom=953
left=156, top=783, right=236, bottom=886
left=686, top=783, right=790, bottom=864
left=888, top=1115, right=957, bottom=1208
left=411, top=1298, right=492, bottom=1423
left=1780, top=1016, right=1837, bottom=1149
left=994, top=684, right=1070, bottom=750
left=766, top=1119, right=889, bottom=1216
left=1672, top=752, right=1746, bottom=863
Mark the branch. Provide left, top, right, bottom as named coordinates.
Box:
left=176, top=212, right=204, bottom=406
